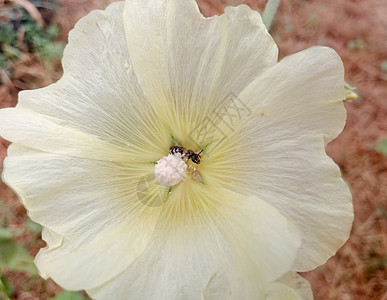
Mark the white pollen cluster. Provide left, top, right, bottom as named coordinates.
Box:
left=154, top=153, right=187, bottom=186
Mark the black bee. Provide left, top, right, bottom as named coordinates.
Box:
left=169, top=146, right=202, bottom=164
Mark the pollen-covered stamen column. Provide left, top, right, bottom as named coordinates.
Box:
left=154, top=153, right=188, bottom=186
left=155, top=146, right=203, bottom=186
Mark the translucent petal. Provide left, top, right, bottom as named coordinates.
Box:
left=250, top=135, right=352, bottom=272
left=240, top=46, right=347, bottom=144
left=88, top=188, right=301, bottom=299
left=214, top=46, right=353, bottom=271
left=0, top=108, right=130, bottom=162
left=202, top=271, right=312, bottom=300
left=3, top=144, right=160, bottom=289
left=123, top=0, right=278, bottom=125
left=35, top=222, right=158, bottom=290
left=265, top=283, right=300, bottom=300
left=275, top=272, right=313, bottom=300
left=0, top=2, right=170, bottom=162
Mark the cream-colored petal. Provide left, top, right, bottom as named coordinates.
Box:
left=41, top=227, right=63, bottom=250
left=4, top=144, right=146, bottom=241
left=222, top=47, right=353, bottom=271
left=203, top=272, right=312, bottom=300
left=88, top=188, right=301, bottom=299
left=0, top=2, right=168, bottom=162
left=0, top=108, right=130, bottom=162
left=265, top=283, right=300, bottom=300
left=123, top=0, right=277, bottom=122
left=35, top=222, right=157, bottom=291
left=245, top=135, right=352, bottom=273
left=241, top=46, right=346, bottom=144
left=274, top=272, right=313, bottom=300
left=3, top=144, right=160, bottom=289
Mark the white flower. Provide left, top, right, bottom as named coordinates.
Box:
left=0, top=0, right=353, bottom=299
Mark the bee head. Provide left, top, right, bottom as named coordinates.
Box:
left=190, top=154, right=201, bottom=164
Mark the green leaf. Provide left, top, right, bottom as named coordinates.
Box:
left=48, top=291, right=88, bottom=300
left=381, top=60, right=387, bottom=72
left=0, top=53, right=7, bottom=70
left=262, top=0, right=281, bottom=30
left=348, top=38, right=365, bottom=50
left=0, top=229, right=13, bottom=242
left=0, top=24, right=17, bottom=46
left=0, top=273, right=13, bottom=299
left=375, top=139, right=387, bottom=155
left=46, top=25, right=59, bottom=39
left=0, top=228, right=38, bottom=275
left=344, top=82, right=358, bottom=101
left=2, top=44, right=22, bottom=60
left=26, top=218, right=42, bottom=234
left=39, top=42, right=65, bottom=59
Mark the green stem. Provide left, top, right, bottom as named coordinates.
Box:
left=262, top=0, right=281, bottom=31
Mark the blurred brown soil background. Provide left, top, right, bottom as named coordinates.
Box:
left=0, top=0, right=386, bottom=299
